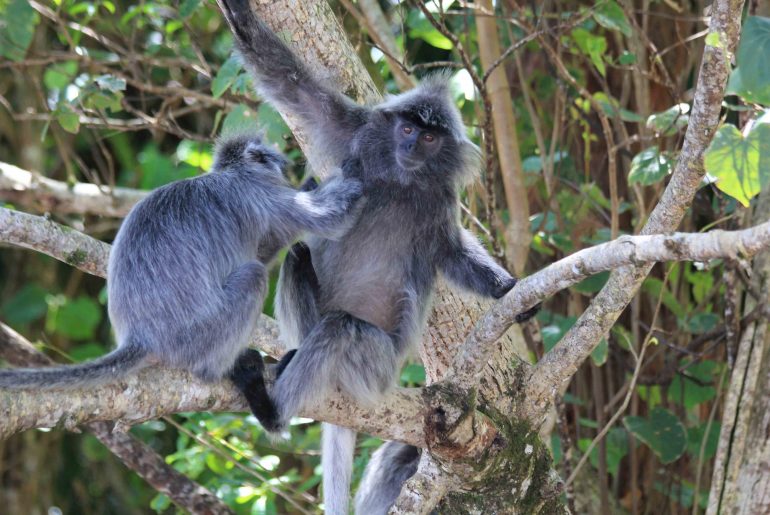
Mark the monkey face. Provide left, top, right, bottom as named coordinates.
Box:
left=392, top=116, right=444, bottom=172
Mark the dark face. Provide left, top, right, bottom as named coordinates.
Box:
left=393, top=116, right=444, bottom=171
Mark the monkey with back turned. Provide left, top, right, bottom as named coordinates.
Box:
left=0, top=134, right=363, bottom=425
left=218, top=2, right=539, bottom=514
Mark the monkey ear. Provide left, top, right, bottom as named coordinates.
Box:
left=244, top=142, right=268, bottom=165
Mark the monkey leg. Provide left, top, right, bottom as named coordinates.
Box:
left=262, top=311, right=400, bottom=432
left=188, top=261, right=267, bottom=382
left=275, top=242, right=321, bottom=349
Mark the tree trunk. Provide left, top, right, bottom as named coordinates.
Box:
left=707, top=188, right=770, bottom=514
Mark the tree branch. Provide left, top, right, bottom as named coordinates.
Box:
left=0, top=364, right=425, bottom=445
left=0, top=206, right=110, bottom=276
left=450, top=220, right=770, bottom=384
left=0, top=323, right=234, bottom=515
left=0, top=161, right=147, bottom=217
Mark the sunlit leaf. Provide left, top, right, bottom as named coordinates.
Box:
left=628, top=146, right=674, bottom=186
left=704, top=124, right=770, bottom=206
left=647, top=103, right=690, bottom=136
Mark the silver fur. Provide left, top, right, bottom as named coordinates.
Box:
left=0, top=135, right=361, bottom=390
left=219, top=2, right=534, bottom=513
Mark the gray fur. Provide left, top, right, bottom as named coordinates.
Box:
left=0, top=135, right=361, bottom=390
left=218, top=2, right=534, bottom=513
left=354, top=441, right=420, bottom=515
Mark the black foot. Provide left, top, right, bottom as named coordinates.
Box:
left=274, top=349, right=297, bottom=378
left=515, top=303, right=541, bottom=323
left=229, top=349, right=282, bottom=432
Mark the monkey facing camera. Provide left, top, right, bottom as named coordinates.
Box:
left=218, top=1, right=539, bottom=513
left=0, top=134, right=363, bottom=428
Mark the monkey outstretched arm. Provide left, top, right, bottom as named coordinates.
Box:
left=217, top=0, right=367, bottom=158
left=441, top=227, right=517, bottom=299
left=285, top=176, right=363, bottom=239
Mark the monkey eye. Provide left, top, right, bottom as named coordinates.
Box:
left=402, top=126, right=414, bottom=135
left=423, top=133, right=435, bottom=143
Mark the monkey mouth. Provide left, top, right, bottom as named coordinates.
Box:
left=395, top=154, right=422, bottom=172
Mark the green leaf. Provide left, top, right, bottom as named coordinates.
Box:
left=687, top=422, right=721, bottom=461
left=577, top=427, right=629, bottom=477
left=69, top=342, right=109, bottom=362
left=221, top=104, right=259, bottom=136
left=623, top=407, right=687, bottom=464
left=56, top=105, right=80, bottom=134
left=704, top=124, right=770, bottom=207
left=211, top=55, right=242, bottom=98
left=407, top=11, right=453, bottom=50
left=726, top=17, right=770, bottom=105
left=593, top=1, right=632, bottom=37
left=573, top=271, right=610, bottom=294
left=44, top=62, right=79, bottom=90
left=400, top=363, right=426, bottom=385
left=179, top=0, right=201, bottom=18
left=0, top=284, right=48, bottom=327
left=541, top=315, right=577, bottom=352
left=669, top=360, right=720, bottom=410
left=0, top=0, right=39, bottom=61
left=628, top=146, right=674, bottom=185
left=257, top=103, right=291, bottom=150
left=591, top=338, right=608, bottom=367
left=647, top=103, right=690, bottom=136
left=642, top=277, right=685, bottom=318
left=47, top=296, right=102, bottom=341
left=618, top=50, right=636, bottom=65
left=571, top=28, right=607, bottom=76
left=687, top=312, right=719, bottom=334
left=94, top=74, right=127, bottom=92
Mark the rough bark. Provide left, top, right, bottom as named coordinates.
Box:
left=706, top=189, right=770, bottom=514
left=0, top=161, right=146, bottom=218
left=0, top=324, right=233, bottom=515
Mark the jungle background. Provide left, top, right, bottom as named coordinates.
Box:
left=1, top=0, right=770, bottom=514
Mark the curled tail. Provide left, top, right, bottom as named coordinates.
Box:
left=0, top=339, right=147, bottom=390
left=322, top=422, right=357, bottom=515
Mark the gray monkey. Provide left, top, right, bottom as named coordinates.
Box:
left=0, top=135, right=362, bottom=425
left=217, top=2, right=539, bottom=513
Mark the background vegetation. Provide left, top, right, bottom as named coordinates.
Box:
left=1, top=0, right=769, bottom=513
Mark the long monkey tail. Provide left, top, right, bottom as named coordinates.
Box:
left=0, top=338, right=148, bottom=390
left=322, top=422, right=357, bottom=515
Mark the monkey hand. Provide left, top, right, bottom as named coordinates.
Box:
left=492, top=276, right=518, bottom=299
left=310, top=176, right=364, bottom=238
left=492, top=277, right=541, bottom=323
left=274, top=349, right=297, bottom=378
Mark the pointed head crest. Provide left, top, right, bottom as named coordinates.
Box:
left=378, top=72, right=468, bottom=142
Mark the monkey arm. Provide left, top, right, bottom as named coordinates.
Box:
left=439, top=227, right=517, bottom=300
left=281, top=176, right=363, bottom=239
left=217, top=0, right=367, bottom=155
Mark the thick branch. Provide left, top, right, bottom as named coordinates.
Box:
left=0, top=324, right=233, bottom=515
left=0, top=206, right=110, bottom=276
left=451, top=220, right=770, bottom=384
left=0, top=161, right=147, bottom=217
left=0, top=364, right=425, bottom=445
